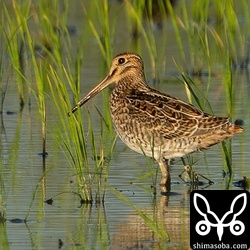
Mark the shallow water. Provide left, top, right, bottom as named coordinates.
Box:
left=1, top=1, right=250, bottom=249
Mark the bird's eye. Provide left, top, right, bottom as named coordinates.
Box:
left=118, top=57, right=126, bottom=64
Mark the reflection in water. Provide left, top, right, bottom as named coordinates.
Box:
left=111, top=195, right=190, bottom=249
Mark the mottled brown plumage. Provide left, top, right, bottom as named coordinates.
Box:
left=70, top=52, right=243, bottom=192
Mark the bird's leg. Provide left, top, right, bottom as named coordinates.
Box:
left=158, top=158, right=171, bottom=194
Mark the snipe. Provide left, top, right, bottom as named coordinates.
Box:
left=69, top=52, right=243, bottom=193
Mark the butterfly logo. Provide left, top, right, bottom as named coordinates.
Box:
left=193, top=193, right=247, bottom=241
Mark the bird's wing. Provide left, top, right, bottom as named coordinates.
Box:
left=126, top=89, right=230, bottom=139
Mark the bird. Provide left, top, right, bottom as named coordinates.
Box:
left=69, top=52, right=243, bottom=193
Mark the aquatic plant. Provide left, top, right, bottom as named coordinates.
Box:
left=0, top=1, right=31, bottom=108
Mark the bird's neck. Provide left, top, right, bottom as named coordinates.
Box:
left=115, top=74, right=149, bottom=94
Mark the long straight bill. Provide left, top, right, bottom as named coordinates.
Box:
left=68, top=74, right=112, bottom=116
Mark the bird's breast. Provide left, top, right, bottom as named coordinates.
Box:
left=109, top=89, right=163, bottom=158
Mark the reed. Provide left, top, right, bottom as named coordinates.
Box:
left=35, top=0, right=113, bottom=203
left=0, top=220, right=9, bottom=250
left=0, top=43, right=6, bottom=114
left=124, top=0, right=158, bottom=80
left=168, top=0, right=246, bottom=176
left=28, top=0, right=117, bottom=204
left=46, top=63, right=90, bottom=201
left=47, top=60, right=115, bottom=203
left=0, top=0, right=107, bottom=209
left=83, top=0, right=115, bottom=68
left=0, top=1, right=31, bottom=108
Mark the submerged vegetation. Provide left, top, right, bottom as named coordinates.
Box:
left=0, top=0, right=249, bottom=248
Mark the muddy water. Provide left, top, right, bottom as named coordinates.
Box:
left=1, top=1, right=250, bottom=249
